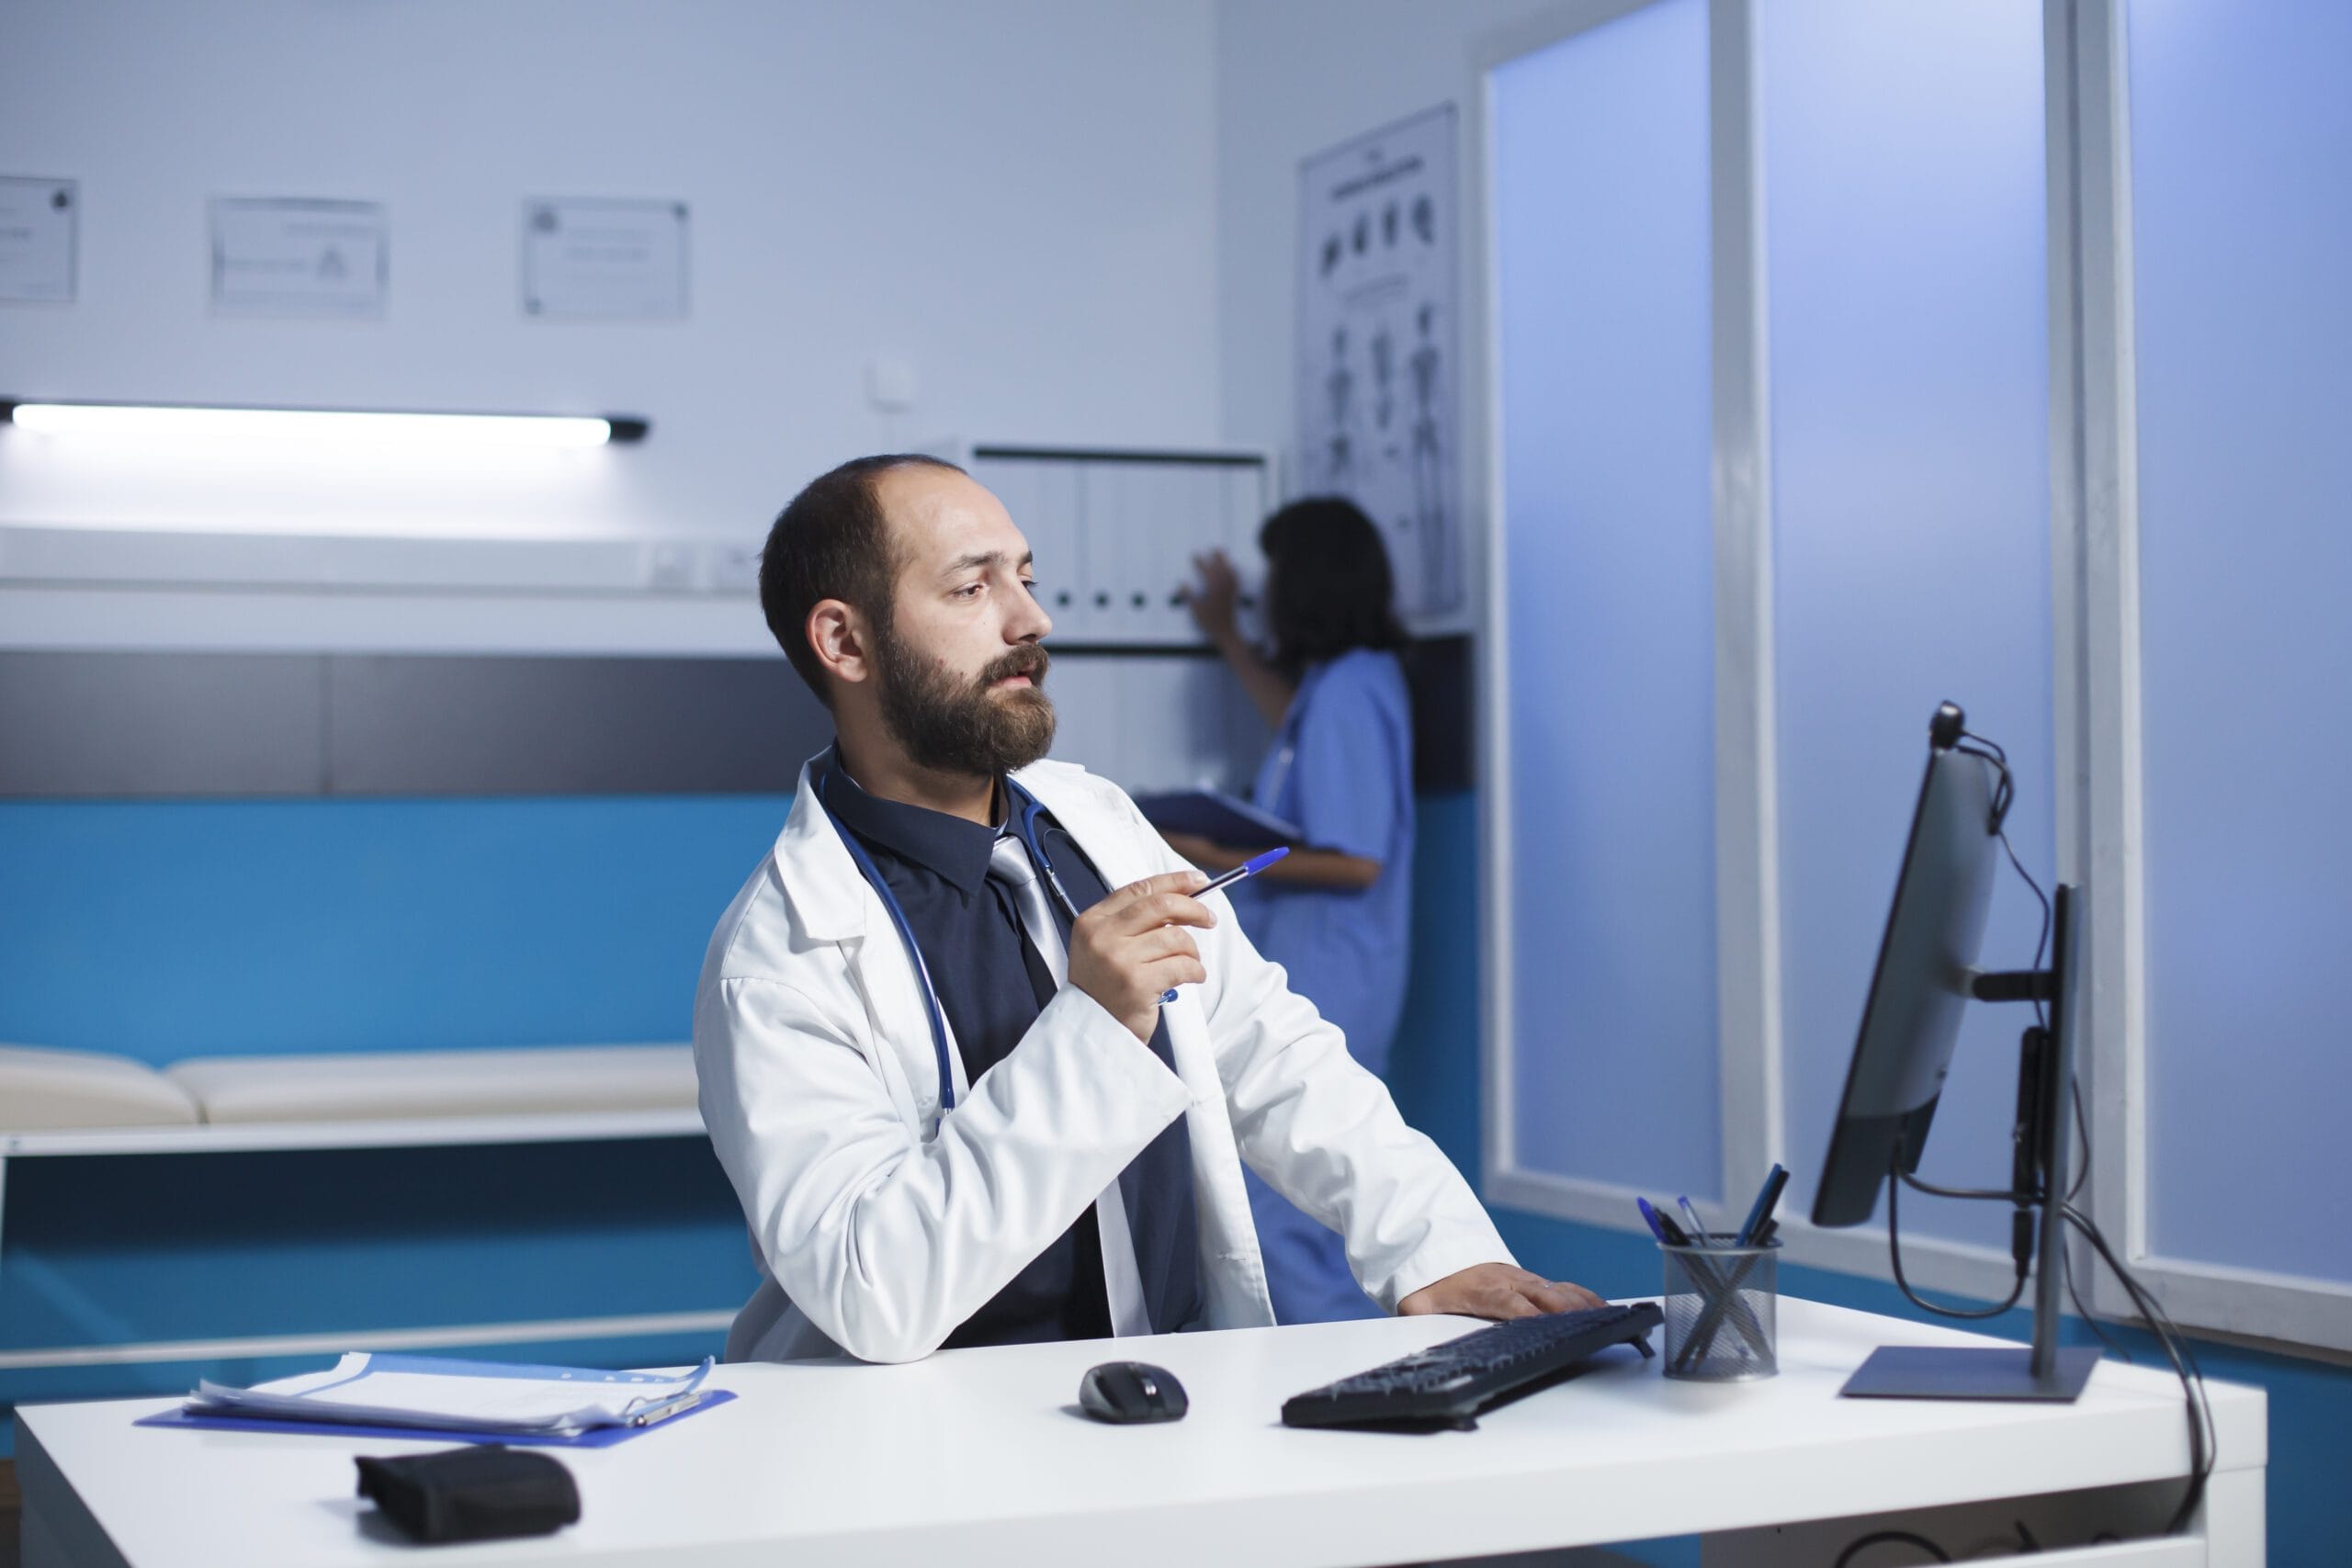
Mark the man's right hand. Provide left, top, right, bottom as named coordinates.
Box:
left=1068, top=869, right=1215, bottom=1042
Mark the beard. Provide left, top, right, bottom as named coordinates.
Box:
left=875, top=634, right=1057, bottom=778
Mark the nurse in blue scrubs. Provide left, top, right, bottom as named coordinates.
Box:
left=1170, top=498, right=1414, bottom=1325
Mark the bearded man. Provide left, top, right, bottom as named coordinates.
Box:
left=695, top=453, right=1598, bottom=1363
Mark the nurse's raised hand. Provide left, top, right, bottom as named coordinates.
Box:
left=1182, top=547, right=1241, bottom=641
left=1069, top=869, right=1216, bottom=1042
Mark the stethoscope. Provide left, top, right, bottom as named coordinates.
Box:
left=816, top=758, right=1079, bottom=1113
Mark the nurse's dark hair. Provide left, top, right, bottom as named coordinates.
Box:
left=1258, top=496, right=1409, bottom=679
left=759, top=453, right=967, bottom=707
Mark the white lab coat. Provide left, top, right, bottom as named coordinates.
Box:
left=693, top=754, right=1511, bottom=1364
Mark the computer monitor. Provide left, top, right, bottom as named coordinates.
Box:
left=1813, top=702, right=2099, bottom=1401
left=1811, top=714, right=2002, bottom=1229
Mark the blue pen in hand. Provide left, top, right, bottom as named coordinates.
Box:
left=1198, top=845, right=1290, bottom=898
left=1160, top=847, right=1291, bottom=1002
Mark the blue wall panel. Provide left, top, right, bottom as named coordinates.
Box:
left=0, top=1142, right=753, bottom=1352
left=0, top=795, right=788, bottom=1060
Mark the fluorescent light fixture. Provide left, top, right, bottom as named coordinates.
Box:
left=0, top=400, right=650, bottom=449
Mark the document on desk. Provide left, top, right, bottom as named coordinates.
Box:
left=185, top=1353, right=713, bottom=1437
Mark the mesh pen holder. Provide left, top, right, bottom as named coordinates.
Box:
left=1659, top=1236, right=1780, bottom=1382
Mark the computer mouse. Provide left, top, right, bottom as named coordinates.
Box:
left=1078, top=1360, right=1188, bottom=1424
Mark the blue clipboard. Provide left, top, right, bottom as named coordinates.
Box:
left=134, top=1388, right=735, bottom=1449
left=1133, top=789, right=1306, bottom=852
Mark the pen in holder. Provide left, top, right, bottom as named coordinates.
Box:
left=1659, top=1235, right=1780, bottom=1382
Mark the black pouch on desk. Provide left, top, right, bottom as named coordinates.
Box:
left=354, top=1446, right=581, bottom=1543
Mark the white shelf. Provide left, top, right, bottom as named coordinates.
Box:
left=0, top=1106, right=707, bottom=1158
left=0, top=524, right=760, bottom=596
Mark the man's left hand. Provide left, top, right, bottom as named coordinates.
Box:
left=1397, top=1263, right=1604, bottom=1320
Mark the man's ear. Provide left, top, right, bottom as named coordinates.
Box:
left=807, top=599, right=873, bottom=689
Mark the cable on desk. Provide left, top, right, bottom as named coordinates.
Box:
left=1884, top=1150, right=2029, bottom=1319
left=2063, top=1203, right=2215, bottom=1536
left=1883, top=1132, right=2211, bottom=1535
left=1831, top=1527, right=1952, bottom=1565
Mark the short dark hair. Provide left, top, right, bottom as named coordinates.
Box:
left=1259, top=496, right=1409, bottom=678
left=759, top=453, right=966, bottom=706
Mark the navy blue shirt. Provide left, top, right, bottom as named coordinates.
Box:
left=819, top=764, right=1113, bottom=1347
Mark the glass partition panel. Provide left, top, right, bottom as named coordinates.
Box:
left=2129, top=0, right=2352, bottom=1283
left=1491, top=0, right=1720, bottom=1201
left=1762, top=0, right=2052, bottom=1243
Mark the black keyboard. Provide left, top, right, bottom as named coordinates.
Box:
left=1281, top=1302, right=1663, bottom=1430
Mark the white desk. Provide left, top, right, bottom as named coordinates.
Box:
left=18, top=1299, right=2263, bottom=1568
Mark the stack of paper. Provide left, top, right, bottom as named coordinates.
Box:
left=186, top=1352, right=713, bottom=1437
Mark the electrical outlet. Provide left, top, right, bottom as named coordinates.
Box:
left=866, top=356, right=919, bottom=412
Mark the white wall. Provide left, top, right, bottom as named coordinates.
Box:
left=1212, top=0, right=1574, bottom=547
left=0, top=0, right=1220, bottom=543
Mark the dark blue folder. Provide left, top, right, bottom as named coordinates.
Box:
left=1134, top=789, right=1306, bottom=851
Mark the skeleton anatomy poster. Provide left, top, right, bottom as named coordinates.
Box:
left=1295, top=104, right=1462, bottom=619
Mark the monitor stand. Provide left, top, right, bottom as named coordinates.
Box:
left=1842, top=1342, right=2100, bottom=1402
left=1841, top=885, right=2099, bottom=1404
